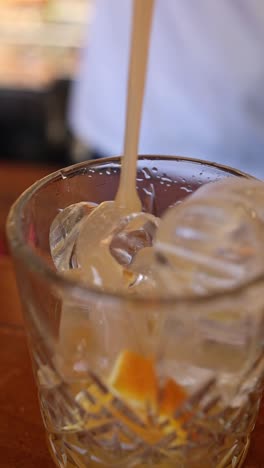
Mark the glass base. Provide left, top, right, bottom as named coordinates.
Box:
left=47, top=431, right=251, bottom=468
left=40, top=371, right=259, bottom=468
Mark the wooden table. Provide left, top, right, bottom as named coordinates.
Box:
left=0, top=162, right=263, bottom=467
left=0, top=162, right=55, bottom=468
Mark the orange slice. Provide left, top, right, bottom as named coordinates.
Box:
left=157, top=378, right=188, bottom=444
left=80, top=349, right=189, bottom=445
left=109, top=350, right=158, bottom=406
left=159, top=378, right=187, bottom=416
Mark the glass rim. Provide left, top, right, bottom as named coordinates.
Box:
left=6, top=154, right=261, bottom=306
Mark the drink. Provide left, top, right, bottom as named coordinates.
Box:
left=7, top=156, right=264, bottom=467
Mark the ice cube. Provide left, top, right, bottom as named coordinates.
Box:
left=56, top=300, right=93, bottom=378
left=56, top=269, right=142, bottom=380
left=109, top=212, right=159, bottom=266
left=128, top=246, right=157, bottom=294
left=75, top=206, right=159, bottom=292
left=50, top=202, right=97, bottom=271
left=192, top=178, right=264, bottom=223
left=107, top=212, right=159, bottom=295
left=75, top=202, right=135, bottom=291
left=154, top=180, right=264, bottom=296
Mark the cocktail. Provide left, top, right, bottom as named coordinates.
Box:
left=7, top=155, right=264, bottom=467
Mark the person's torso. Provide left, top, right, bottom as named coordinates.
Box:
left=69, top=0, right=264, bottom=177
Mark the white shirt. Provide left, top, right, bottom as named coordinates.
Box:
left=69, top=0, right=264, bottom=178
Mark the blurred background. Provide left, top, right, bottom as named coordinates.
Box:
left=1, top=0, right=264, bottom=177
left=0, top=0, right=89, bottom=166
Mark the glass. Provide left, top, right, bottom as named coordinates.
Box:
left=6, top=156, right=264, bottom=468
